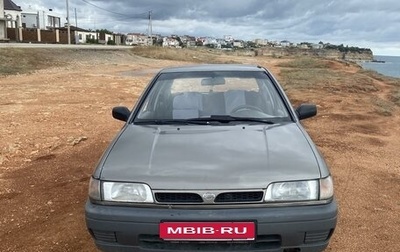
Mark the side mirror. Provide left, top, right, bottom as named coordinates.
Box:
left=295, top=104, right=317, bottom=120
left=112, top=106, right=131, bottom=122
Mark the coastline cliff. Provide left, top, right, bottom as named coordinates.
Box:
left=254, top=47, right=373, bottom=61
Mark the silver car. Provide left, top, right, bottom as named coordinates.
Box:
left=85, top=64, right=337, bottom=252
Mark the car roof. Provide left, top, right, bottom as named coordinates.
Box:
left=159, top=64, right=266, bottom=73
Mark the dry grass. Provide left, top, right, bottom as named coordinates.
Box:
left=0, top=48, right=60, bottom=75
left=360, top=69, right=400, bottom=98
left=278, top=58, right=381, bottom=95
left=374, top=98, right=394, bottom=116
left=277, top=57, right=332, bottom=69
left=389, top=90, right=400, bottom=106
left=0, top=48, right=144, bottom=76
left=130, top=46, right=240, bottom=64
left=278, top=58, right=342, bottom=90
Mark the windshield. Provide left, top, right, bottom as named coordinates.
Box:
left=135, top=70, right=290, bottom=123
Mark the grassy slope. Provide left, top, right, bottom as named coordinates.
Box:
left=0, top=48, right=61, bottom=75
left=277, top=57, right=400, bottom=116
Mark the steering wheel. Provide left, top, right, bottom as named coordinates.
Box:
left=230, top=104, right=263, bottom=114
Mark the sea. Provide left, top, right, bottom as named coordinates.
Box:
left=360, top=55, right=400, bottom=78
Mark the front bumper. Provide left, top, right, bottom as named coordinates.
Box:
left=85, top=199, right=337, bottom=252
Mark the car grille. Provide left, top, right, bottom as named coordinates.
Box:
left=155, top=193, right=203, bottom=203
left=154, top=191, right=264, bottom=204
left=138, top=234, right=281, bottom=251
left=215, top=191, right=263, bottom=203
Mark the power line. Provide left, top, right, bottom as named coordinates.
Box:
left=80, top=0, right=148, bottom=19
left=79, top=18, right=144, bottom=23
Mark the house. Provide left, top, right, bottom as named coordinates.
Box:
left=254, top=39, right=268, bottom=47
left=3, top=0, right=22, bottom=28
left=196, top=37, right=206, bottom=45
left=203, top=37, right=218, bottom=46
left=216, top=38, right=227, bottom=47
left=72, top=28, right=119, bottom=45
left=113, top=33, right=124, bottom=45
left=73, top=26, right=97, bottom=44
left=126, top=33, right=151, bottom=46
left=224, top=35, right=234, bottom=42
left=58, top=25, right=97, bottom=44
left=311, top=43, right=323, bottom=49
left=178, top=35, right=195, bottom=47
left=280, top=40, right=291, bottom=47
left=20, top=12, right=37, bottom=28
left=162, top=36, right=180, bottom=47
left=233, top=40, right=244, bottom=48
left=99, top=32, right=114, bottom=44
left=21, top=7, right=61, bottom=30
left=298, top=42, right=311, bottom=49
left=186, top=40, right=196, bottom=47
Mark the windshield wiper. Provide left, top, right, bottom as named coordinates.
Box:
left=134, top=119, right=209, bottom=125
left=135, top=116, right=277, bottom=125
left=186, top=115, right=276, bottom=124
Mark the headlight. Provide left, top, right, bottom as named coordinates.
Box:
left=102, top=182, right=154, bottom=203
left=265, top=180, right=318, bottom=202
left=265, top=176, right=334, bottom=202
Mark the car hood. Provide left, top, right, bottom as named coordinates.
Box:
left=100, top=123, right=321, bottom=190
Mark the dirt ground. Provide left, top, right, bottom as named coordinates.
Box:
left=0, top=48, right=399, bottom=251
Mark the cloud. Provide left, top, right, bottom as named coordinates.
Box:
left=15, top=0, right=400, bottom=55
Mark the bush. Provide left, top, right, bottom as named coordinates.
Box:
left=86, top=38, right=99, bottom=44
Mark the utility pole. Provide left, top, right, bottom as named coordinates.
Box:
left=42, top=10, right=45, bottom=29
left=66, top=0, right=70, bottom=44
left=75, top=8, right=77, bottom=28
left=36, top=11, right=40, bottom=29
left=148, top=10, right=152, bottom=45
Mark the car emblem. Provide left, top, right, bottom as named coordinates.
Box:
left=202, top=192, right=216, bottom=202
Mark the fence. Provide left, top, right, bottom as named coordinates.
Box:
left=6, top=28, right=75, bottom=44
left=5, top=28, right=123, bottom=45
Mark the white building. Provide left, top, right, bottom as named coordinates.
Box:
left=3, top=0, right=22, bottom=28
left=21, top=12, right=37, bottom=28
left=126, top=33, right=151, bottom=46
left=280, top=40, right=291, bottom=47
left=73, top=27, right=97, bottom=44
left=162, top=36, right=179, bottom=47
left=233, top=40, right=244, bottom=48
left=311, top=43, right=324, bottom=49
left=0, top=0, right=6, bottom=40
left=254, top=39, right=269, bottom=47
left=21, top=9, right=61, bottom=30
left=224, top=35, right=234, bottom=42
left=203, top=37, right=217, bottom=46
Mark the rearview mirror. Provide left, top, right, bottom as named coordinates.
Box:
left=295, top=104, right=317, bottom=120
left=112, top=106, right=131, bottom=122
left=201, top=77, right=226, bottom=86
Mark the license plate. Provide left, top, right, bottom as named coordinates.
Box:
left=159, top=222, right=255, bottom=241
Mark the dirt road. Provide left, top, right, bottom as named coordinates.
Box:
left=0, top=48, right=399, bottom=251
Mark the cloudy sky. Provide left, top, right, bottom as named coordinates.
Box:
left=18, top=0, right=400, bottom=55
